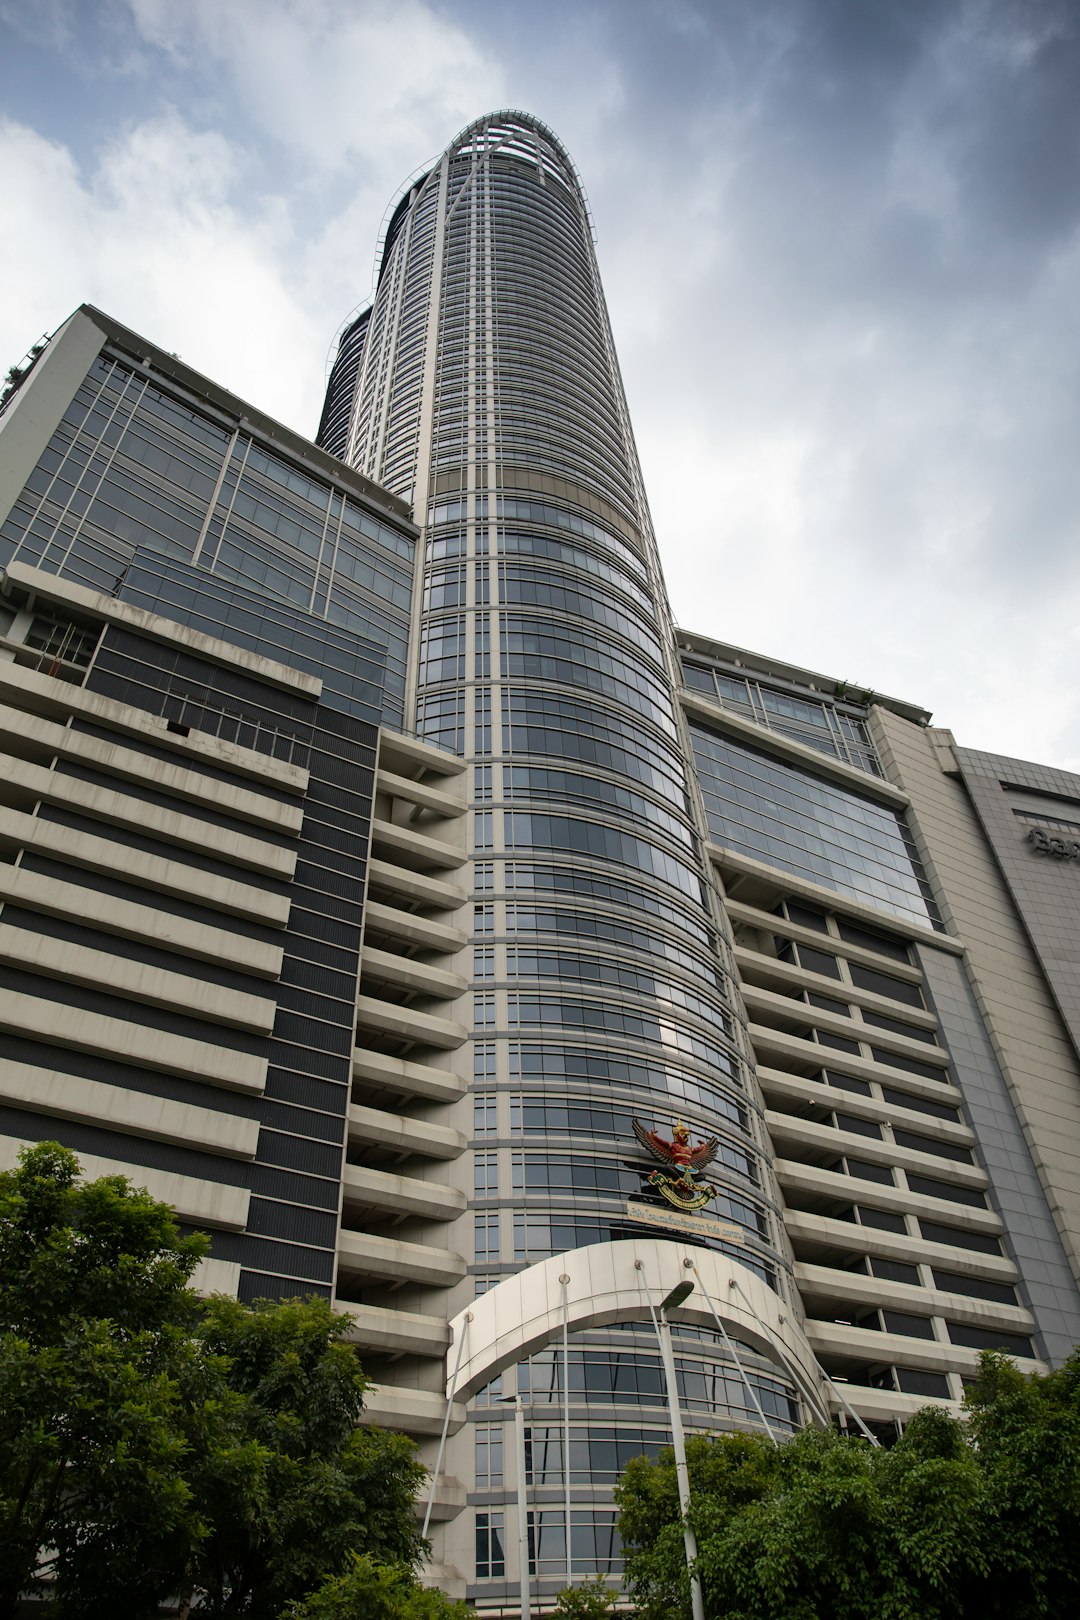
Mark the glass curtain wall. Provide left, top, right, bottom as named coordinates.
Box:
left=335, top=112, right=798, bottom=1597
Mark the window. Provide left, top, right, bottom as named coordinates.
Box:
left=932, top=1271, right=1017, bottom=1306
left=893, top=1129, right=972, bottom=1165
left=475, top=1425, right=504, bottom=1489
left=474, top=1213, right=500, bottom=1262
left=857, top=1206, right=907, bottom=1233
left=692, top=726, right=941, bottom=931
left=919, top=1219, right=1000, bottom=1256
left=848, top=962, right=923, bottom=1006
left=881, top=1087, right=960, bottom=1123
left=836, top=921, right=911, bottom=963
left=947, top=1323, right=1032, bottom=1357
left=475, top=1511, right=505, bottom=1578
left=528, top=1511, right=621, bottom=1577
left=872, top=1257, right=920, bottom=1285
left=842, top=1158, right=894, bottom=1186
left=906, top=1174, right=986, bottom=1210
left=799, top=944, right=842, bottom=979
left=474, top=1095, right=498, bottom=1136
left=474, top=1152, right=499, bottom=1198
left=896, top=1368, right=950, bottom=1398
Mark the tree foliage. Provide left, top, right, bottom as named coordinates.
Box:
left=0, top=1144, right=433, bottom=1618
left=284, top=1554, right=472, bottom=1619
left=549, top=1572, right=618, bottom=1616
left=616, top=1353, right=1080, bottom=1620
left=186, top=1296, right=424, bottom=1617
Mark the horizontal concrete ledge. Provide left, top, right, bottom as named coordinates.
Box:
left=807, top=1318, right=1040, bottom=1376
left=0, top=863, right=284, bottom=978
left=727, top=901, right=925, bottom=984
left=0, top=989, right=267, bottom=1093
left=362, top=900, right=467, bottom=953
left=60, top=721, right=306, bottom=834
left=0, top=1134, right=250, bottom=1230
left=3, top=754, right=297, bottom=879
left=743, top=986, right=941, bottom=1056
left=337, top=1227, right=467, bottom=1288
left=370, top=819, right=467, bottom=872
left=342, top=1304, right=451, bottom=1358
left=414, top=1475, right=466, bottom=1522
left=4, top=561, right=323, bottom=696
left=0, top=805, right=290, bottom=927
left=0, top=923, right=276, bottom=1034
left=192, top=1255, right=243, bottom=1298
left=377, top=766, right=464, bottom=820
left=0, top=646, right=309, bottom=791
left=734, top=945, right=938, bottom=1026
left=795, top=1262, right=1035, bottom=1334
left=828, top=1383, right=960, bottom=1425
left=367, top=857, right=467, bottom=910
left=0, top=1059, right=260, bottom=1160
left=749, top=1023, right=954, bottom=1088
left=773, top=1157, right=1001, bottom=1232
left=783, top=1209, right=1019, bottom=1280
left=342, top=1162, right=466, bottom=1222
left=362, top=1385, right=466, bottom=1438
left=359, top=944, right=468, bottom=999
left=378, top=730, right=467, bottom=779
left=355, top=995, right=468, bottom=1050
left=348, top=1103, right=466, bottom=1160
left=766, top=1111, right=988, bottom=1191
left=711, top=844, right=966, bottom=957
left=759, top=1067, right=972, bottom=1140
left=352, top=1048, right=467, bottom=1104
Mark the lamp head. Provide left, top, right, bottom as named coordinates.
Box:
left=660, top=1280, right=695, bottom=1314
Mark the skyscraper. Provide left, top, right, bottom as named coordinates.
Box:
left=320, top=110, right=1080, bottom=1608
left=2, top=106, right=1079, bottom=1617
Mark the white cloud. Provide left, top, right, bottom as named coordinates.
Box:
left=126, top=0, right=506, bottom=184
left=0, top=113, right=326, bottom=432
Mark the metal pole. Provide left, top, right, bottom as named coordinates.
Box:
left=686, top=1260, right=780, bottom=1444
left=726, top=1275, right=880, bottom=1446
left=636, top=1261, right=706, bottom=1620
left=421, top=1311, right=472, bottom=1542
left=559, top=1274, right=572, bottom=1589
left=513, top=1395, right=531, bottom=1620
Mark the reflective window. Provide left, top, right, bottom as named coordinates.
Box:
left=528, top=1511, right=621, bottom=1578
left=475, top=1511, right=505, bottom=1578
left=509, top=992, right=738, bottom=1075
left=505, top=813, right=703, bottom=900
left=520, top=1346, right=798, bottom=1425
left=681, top=659, right=883, bottom=776
left=510, top=1096, right=758, bottom=1183
left=692, top=726, right=942, bottom=931
left=526, top=1425, right=668, bottom=1486
left=509, top=1043, right=747, bottom=1130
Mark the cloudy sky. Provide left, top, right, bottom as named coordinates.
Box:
left=3, top=0, right=1078, bottom=768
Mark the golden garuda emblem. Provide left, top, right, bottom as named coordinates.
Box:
left=633, top=1118, right=720, bottom=1212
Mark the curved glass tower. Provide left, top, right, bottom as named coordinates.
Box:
left=328, top=112, right=814, bottom=1606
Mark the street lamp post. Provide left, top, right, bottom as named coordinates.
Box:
left=637, top=1264, right=706, bottom=1620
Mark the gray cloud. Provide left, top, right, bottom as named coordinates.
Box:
left=1, top=0, right=1078, bottom=765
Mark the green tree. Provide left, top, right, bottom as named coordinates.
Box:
left=616, top=1353, right=1080, bottom=1620
left=0, top=1144, right=437, bottom=1619
left=284, top=1553, right=473, bottom=1619
left=0, top=1141, right=219, bottom=1617
left=549, top=1572, right=619, bottom=1616
left=185, top=1295, right=426, bottom=1617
